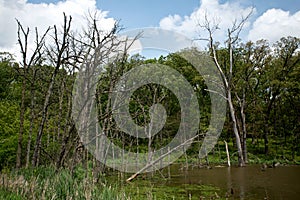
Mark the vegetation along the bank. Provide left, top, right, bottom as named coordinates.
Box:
left=0, top=12, right=299, bottom=199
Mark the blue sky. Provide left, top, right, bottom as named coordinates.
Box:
left=1, top=0, right=299, bottom=58
left=27, top=0, right=299, bottom=29
left=27, top=0, right=200, bottom=28
left=100, top=0, right=299, bottom=28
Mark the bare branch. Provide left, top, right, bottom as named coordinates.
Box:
left=204, top=89, right=228, bottom=100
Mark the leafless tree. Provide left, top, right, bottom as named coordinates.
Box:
left=69, top=12, right=140, bottom=174
left=198, top=10, right=253, bottom=166
left=15, top=20, right=50, bottom=168
left=32, top=13, right=73, bottom=167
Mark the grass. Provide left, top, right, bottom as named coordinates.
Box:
left=0, top=188, right=23, bottom=200
left=0, top=165, right=228, bottom=200
left=0, top=166, right=122, bottom=200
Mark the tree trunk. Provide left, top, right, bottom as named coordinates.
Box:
left=56, top=89, right=73, bottom=169
left=224, top=140, right=230, bottom=167
left=26, top=83, right=35, bottom=168
left=16, top=77, right=26, bottom=168
left=15, top=19, right=50, bottom=168
left=57, top=79, right=65, bottom=142
left=240, top=89, right=248, bottom=163
left=228, top=91, right=245, bottom=166
left=32, top=66, right=60, bottom=166
left=32, top=14, right=71, bottom=167
left=241, top=108, right=248, bottom=163
left=56, top=124, right=75, bottom=169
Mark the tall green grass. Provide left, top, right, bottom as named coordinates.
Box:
left=0, top=166, right=124, bottom=200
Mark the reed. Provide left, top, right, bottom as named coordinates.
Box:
left=0, top=166, right=125, bottom=200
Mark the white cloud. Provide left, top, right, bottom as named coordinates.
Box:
left=159, top=14, right=183, bottom=30
left=248, top=9, right=300, bottom=43
left=0, top=0, right=115, bottom=59
left=159, top=0, right=300, bottom=45
left=159, top=0, right=255, bottom=46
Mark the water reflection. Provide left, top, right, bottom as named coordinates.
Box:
left=165, top=164, right=300, bottom=199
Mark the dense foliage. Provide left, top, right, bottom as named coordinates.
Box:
left=0, top=36, right=299, bottom=172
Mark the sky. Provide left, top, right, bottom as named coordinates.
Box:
left=0, top=0, right=300, bottom=59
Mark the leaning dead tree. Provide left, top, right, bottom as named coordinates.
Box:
left=70, top=11, right=141, bottom=174
left=199, top=10, right=253, bottom=167
left=126, top=135, right=199, bottom=182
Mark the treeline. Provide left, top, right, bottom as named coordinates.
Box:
left=0, top=13, right=299, bottom=173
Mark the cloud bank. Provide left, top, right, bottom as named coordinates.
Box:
left=1, top=0, right=300, bottom=59
left=248, top=9, right=300, bottom=43
left=159, top=0, right=300, bottom=45
left=0, top=0, right=115, bottom=57
left=159, top=0, right=254, bottom=44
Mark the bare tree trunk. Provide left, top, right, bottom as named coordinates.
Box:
left=16, top=23, right=29, bottom=169
left=224, top=140, right=230, bottom=167
left=26, top=79, right=36, bottom=168
left=228, top=30, right=245, bottom=167
left=32, top=65, right=60, bottom=166
left=57, top=77, right=66, bottom=142
left=56, top=86, right=73, bottom=168
left=209, top=33, right=245, bottom=166
left=56, top=124, right=75, bottom=169
left=200, top=11, right=252, bottom=167
left=236, top=89, right=248, bottom=164
left=32, top=14, right=72, bottom=167
left=16, top=78, right=26, bottom=168
left=228, top=91, right=244, bottom=166
left=15, top=20, right=49, bottom=168
left=240, top=90, right=248, bottom=163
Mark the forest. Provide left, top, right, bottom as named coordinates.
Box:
left=0, top=13, right=299, bottom=199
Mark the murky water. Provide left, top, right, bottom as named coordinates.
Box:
left=164, top=164, right=300, bottom=199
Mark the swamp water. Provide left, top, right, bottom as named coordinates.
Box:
left=120, top=164, right=300, bottom=199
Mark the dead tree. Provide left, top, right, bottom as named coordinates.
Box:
left=15, top=20, right=49, bottom=168
left=32, top=13, right=72, bottom=167
left=199, top=10, right=253, bottom=167
left=56, top=12, right=140, bottom=172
